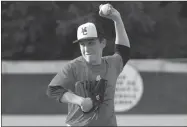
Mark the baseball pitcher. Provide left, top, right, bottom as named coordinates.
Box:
left=46, top=3, right=130, bottom=126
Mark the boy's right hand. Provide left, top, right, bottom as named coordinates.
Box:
left=99, top=3, right=122, bottom=22
left=80, top=97, right=93, bottom=112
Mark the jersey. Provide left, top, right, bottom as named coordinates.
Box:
left=48, top=46, right=130, bottom=126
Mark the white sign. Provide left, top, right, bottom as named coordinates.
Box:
left=114, top=64, right=144, bottom=112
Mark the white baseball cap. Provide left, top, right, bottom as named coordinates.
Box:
left=73, top=22, right=98, bottom=43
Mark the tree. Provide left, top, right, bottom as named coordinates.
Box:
left=2, top=1, right=187, bottom=60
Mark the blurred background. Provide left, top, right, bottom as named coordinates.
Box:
left=1, top=1, right=187, bottom=126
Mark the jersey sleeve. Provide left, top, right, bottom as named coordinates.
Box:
left=46, top=62, right=76, bottom=102
left=115, top=44, right=130, bottom=67
left=105, top=45, right=130, bottom=75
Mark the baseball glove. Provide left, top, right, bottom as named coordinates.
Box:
left=65, top=78, right=108, bottom=126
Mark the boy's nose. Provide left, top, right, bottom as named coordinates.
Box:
left=84, top=45, right=91, bottom=52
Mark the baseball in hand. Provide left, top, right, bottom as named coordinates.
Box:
left=100, top=4, right=112, bottom=16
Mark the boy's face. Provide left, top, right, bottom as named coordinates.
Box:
left=79, top=38, right=105, bottom=65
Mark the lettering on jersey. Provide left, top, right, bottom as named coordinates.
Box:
left=96, top=95, right=100, bottom=100
left=96, top=75, right=101, bottom=81
left=81, top=27, right=87, bottom=35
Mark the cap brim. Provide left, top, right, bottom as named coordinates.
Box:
left=73, top=37, right=98, bottom=44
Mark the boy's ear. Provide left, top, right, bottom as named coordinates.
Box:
left=101, top=38, right=106, bottom=48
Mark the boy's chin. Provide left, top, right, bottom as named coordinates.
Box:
left=84, top=55, right=96, bottom=64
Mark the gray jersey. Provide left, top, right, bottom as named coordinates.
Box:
left=49, top=53, right=128, bottom=126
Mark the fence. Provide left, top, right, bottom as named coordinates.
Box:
left=2, top=59, right=187, bottom=126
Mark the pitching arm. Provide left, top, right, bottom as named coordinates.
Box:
left=114, top=15, right=130, bottom=48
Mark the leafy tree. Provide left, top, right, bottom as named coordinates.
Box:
left=2, top=1, right=187, bottom=60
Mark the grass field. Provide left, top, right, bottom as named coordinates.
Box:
left=2, top=115, right=187, bottom=126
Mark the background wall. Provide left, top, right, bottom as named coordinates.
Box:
left=2, top=60, right=187, bottom=114
left=2, top=60, right=187, bottom=126
left=2, top=70, right=187, bottom=115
